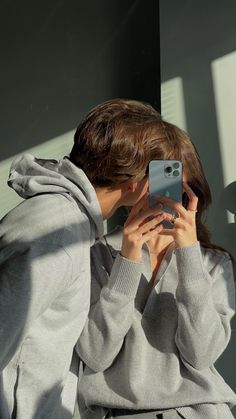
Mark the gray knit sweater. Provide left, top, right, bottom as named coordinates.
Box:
left=77, top=228, right=236, bottom=419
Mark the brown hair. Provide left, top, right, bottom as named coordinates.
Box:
left=139, top=115, right=236, bottom=277
left=70, top=99, right=162, bottom=186
left=69, top=98, right=235, bottom=274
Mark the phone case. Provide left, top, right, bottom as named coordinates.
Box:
left=149, top=160, right=182, bottom=228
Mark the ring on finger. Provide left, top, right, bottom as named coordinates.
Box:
left=170, top=212, right=179, bottom=225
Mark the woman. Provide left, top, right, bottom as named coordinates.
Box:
left=76, top=108, right=236, bottom=419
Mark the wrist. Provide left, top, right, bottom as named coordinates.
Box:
left=120, top=244, right=142, bottom=262
left=120, top=250, right=142, bottom=262
left=175, top=239, right=198, bottom=249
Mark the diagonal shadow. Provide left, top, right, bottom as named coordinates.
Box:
left=0, top=192, right=98, bottom=418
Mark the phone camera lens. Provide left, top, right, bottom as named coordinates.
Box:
left=173, top=162, right=180, bottom=169
left=165, top=166, right=172, bottom=174
left=173, top=170, right=179, bottom=177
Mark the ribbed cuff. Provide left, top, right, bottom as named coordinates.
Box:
left=175, top=242, right=209, bottom=286
left=107, top=253, right=142, bottom=297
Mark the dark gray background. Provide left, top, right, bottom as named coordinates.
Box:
left=0, top=0, right=160, bottom=160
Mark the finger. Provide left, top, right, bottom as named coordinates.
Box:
left=127, top=197, right=148, bottom=223
left=158, top=227, right=175, bottom=237
left=183, top=182, right=198, bottom=212
left=138, top=213, right=166, bottom=234
left=127, top=203, right=163, bottom=230
left=132, top=204, right=164, bottom=228
left=140, top=223, right=164, bottom=243
left=163, top=212, right=178, bottom=223
left=128, top=193, right=149, bottom=221
left=155, top=195, right=187, bottom=218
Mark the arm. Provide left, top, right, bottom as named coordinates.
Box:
left=174, top=244, right=235, bottom=370
left=0, top=240, right=72, bottom=371
left=77, top=195, right=166, bottom=372
left=157, top=183, right=235, bottom=370
left=76, top=251, right=142, bottom=372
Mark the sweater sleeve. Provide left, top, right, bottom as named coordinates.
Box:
left=174, top=243, right=235, bottom=370
left=76, top=253, right=142, bottom=372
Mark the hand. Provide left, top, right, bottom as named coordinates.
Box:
left=156, top=182, right=198, bottom=248
left=121, top=194, right=167, bottom=262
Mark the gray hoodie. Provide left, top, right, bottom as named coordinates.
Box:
left=0, top=154, right=104, bottom=419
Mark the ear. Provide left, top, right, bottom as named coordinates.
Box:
left=128, top=181, right=138, bottom=193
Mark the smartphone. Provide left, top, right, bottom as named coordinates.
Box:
left=149, top=160, right=182, bottom=228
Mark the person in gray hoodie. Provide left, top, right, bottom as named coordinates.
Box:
left=76, top=117, right=236, bottom=419
left=0, top=99, right=165, bottom=419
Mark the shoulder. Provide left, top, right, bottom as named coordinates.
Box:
left=201, top=246, right=235, bottom=309
left=200, top=245, right=232, bottom=275
left=200, top=246, right=235, bottom=303
left=0, top=193, right=89, bottom=247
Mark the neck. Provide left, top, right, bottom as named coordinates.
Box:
left=146, top=235, right=174, bottom=255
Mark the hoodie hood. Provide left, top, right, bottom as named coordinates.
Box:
left=8, top=154, right=104, bottom=239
